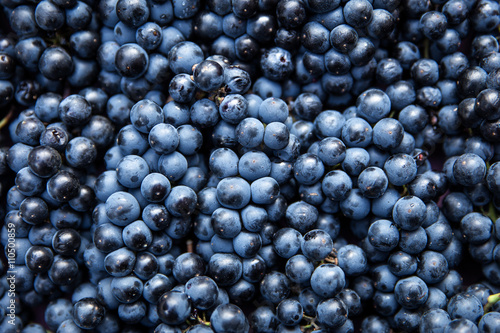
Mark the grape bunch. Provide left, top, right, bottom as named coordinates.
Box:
left=1, top=0, right=500, bottom=332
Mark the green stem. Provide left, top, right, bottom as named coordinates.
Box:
left=401, top=185, right=408, bottom=197
left=301, top=315, right=319, bottom=332
left=486, top=202, right=498, bottom=223
left=195, top=312, right=211, bottom=326
left=485, top=292, right=500, bottom=312
left=301, top=324, right=313, bottom=330
left=0, top=109, right=13, bottom=130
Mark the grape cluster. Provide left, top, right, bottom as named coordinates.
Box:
left=1, top=0, right=500, bottom=332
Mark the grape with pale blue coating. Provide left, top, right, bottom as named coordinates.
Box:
left=337, top=245, right=368, bottom=276
left=316, top=297, right=348, bottom=329
left=460, top=212, right=493, bottom=244
left=192, top=214, right=215, bottom=242
left=116, top=125, right=149, bottom=156
left=209, top=148, right=238, bottom=180
left=453, top=153, right=487, bottom=187
left=258, top=97, right=289, bottom=124
left=233, top=231, right=262, bottom=258
left=357, top=166, right=388, bottom=199
left=372, top=188, right=400, bottom=218
left=157, top=291, right=192, bottom=325
left=65, top=136, right=97, bottom=169
left=357, top=89, right=392, bottom=123
left=210, top=303, right=249, bottom=332
left=219, top=94, right=248, bottom=124
left=244, top=94, right=263, bottom=119
left=168, top=74, right=196, bottom=104
left=341, top=117, right=373, bottom=148
left=273, top=227, right=302, bottom=259
left=373, top=118, right=405, bottom=150
left=260, top=47, right=293, bottom=81
left=208, top=253, right=242, bottom=287
left=158, top=152, right=188, bottom=182
left=122, top=220, right=152, bottom=251
left=93, top=223, right=124, bottom=254
left=34, top=92, right=62, bottom=123
left=274, top=134, right=301, bottom=162
left=340, top=189, right=371, bottom=220
left=196, top=187, right=220, bottom=216
left=478, top=312, right=500, bottom=332
left=210, top=120, right=236, bottom=148
left=368, top=219, right=399, bottom=252
left=239, top=151, right=272, bottom=181
left=129, top=99, right=164, bottom=134
left=262, top=122, right=289, bottom=150
left=211, top=234, right=234, bottom=253
left=94, top=170, right=125, bottom=202
left=419, top=308, right=451, bottom=333
left=392, top=196, right=427, bottom=231
left=211, top=207, right=242, bottom=239
left=176, top=126, right=202, bottom=157
left=105, top=191, right=141, bottom=226
left=417, top=251, right=449, bottom=284
left=114, top=43, right=149, bottom=79
left=301, top=229, right=333, bottom=261
left=148, top=124, right=179, bottom=155
left=383, top=153, right=418, bottom=186
left=236, top=117, right=264, bottom=148
left=193, top=60, right=224, bottom=92
left=168, top=41, right=204, bottom=74
left=285, top=254, right=314, bottom=284
left=163, top=185, right=197, bottom=217
left=187, top=98, right=220, bottom=129
left=314, top=110, right=345, bottom=139
left=251, top=177, right=279, bottom=205
left=116, top=155, right=149, bottom=189
left=311, top=264, right=346, bottom=298
left=399, top=228, right=428, bottom=255
left=110, top=275, right=143, bottom=304
left=394, top=276, right=429, bottom=310
left=299, top=182, right=324, bottom=206
left=240, top=205, right=267, bottom=233
left=215, top=176, right=251, bottom=209
left=317, top=137, right=346, bottom=166
left=286, top=201, right=318, bottom=233
left=293, top=153, right=325, bottom=185
left=185, top=276, right=219, bottom=310
left=224, top=65, right=251, bottom=94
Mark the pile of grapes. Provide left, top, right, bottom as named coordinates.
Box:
left=1, top=0, right=500, bottom=331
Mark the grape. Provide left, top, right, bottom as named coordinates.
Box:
left=4, top=1, right=500, bottom=331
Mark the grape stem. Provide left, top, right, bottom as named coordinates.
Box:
left=485, top=202, right=498, bottom=223
left=0, top=108, right=14, bottom=130
left=196, top=311, right=210, bottom=326
left=323, top=249, right=338, bottom=265
left=301, top=315, right=320, bottom=332
left=485, top=292, right=500, bottom=312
